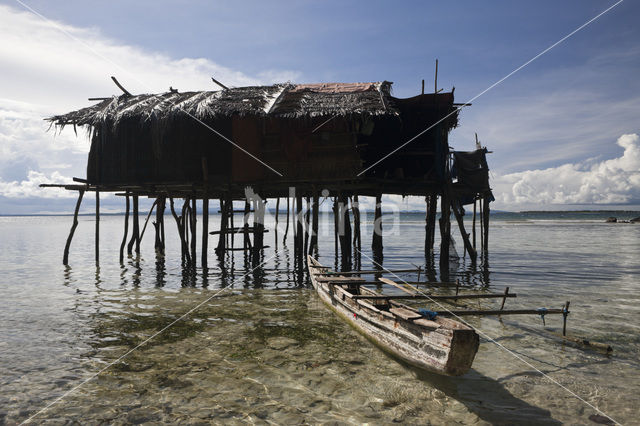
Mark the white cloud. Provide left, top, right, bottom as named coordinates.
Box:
left=0, top=170, right=75, bottom=199
left=0, top=4, right=299, bottom=212
left=492, top=134, right=640, bottom=208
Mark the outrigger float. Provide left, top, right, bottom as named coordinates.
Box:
left=308, top=256, right=572, bottom=376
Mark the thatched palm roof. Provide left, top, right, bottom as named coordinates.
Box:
left=48, top=81, right=398, bottom=129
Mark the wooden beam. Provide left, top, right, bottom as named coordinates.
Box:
left=352, top=293, right=517, bottom=301
left=111, top=76, right=132, bottom=96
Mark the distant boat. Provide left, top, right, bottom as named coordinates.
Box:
left=307, top=256, right=479, bottom=376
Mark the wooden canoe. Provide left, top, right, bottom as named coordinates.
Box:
left=308, top=256, right=479, bottom=376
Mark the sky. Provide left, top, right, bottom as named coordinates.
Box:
left=0, top=0, right=639, bottom=214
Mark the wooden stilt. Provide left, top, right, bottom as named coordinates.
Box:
left=372, top=193, right=383, bottom=253
left=95, top=189, right=100, bottom=263
left=191, top=197, right=197, bottom=268
left=229, top=199, right=234, bottom=249
left=439, top=189, right=451, bottom=270
left=483, top=193, right=490, bottom=254
left=352, top=195, right=361, bottom=253
left=295, top=193, right=303, bottom=267
left=332, top=197, right=339, bottom=257
left=216, top=198, right=227, bottom=257
left=139, top=199, right=158, bottom=242
left=127, top=195, right=140, bottom=255
left=63, top=190, right=84, bottom=265
left=339, top=194, right=352, bottom=264
left=451, top=200, right=477, bottom=262
left=479, top=197, right=484, bottom=253
left=425, top=194, right=437, bottom=256
left=202, top=197, right=209, bottom=268
left=253, top=196, right=265, bottom=260
left=303, top=196, right=310, bottom=256
left=119, top=193, right=129, bottom=263
left=309, top=190, right=319, bottom=255
left=243, top=200, right=251, bottom=253
left=472, top=197, right=477, bottom=250
left=170, top=198, right=190, bottom=266
left=283, top=196, right=290, bottom=244
left=275, top=197, right=279, bottom=248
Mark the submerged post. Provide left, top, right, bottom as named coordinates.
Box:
left=372, top=193, right=383, bottom=253
left=483, top=192, right=490, bottom=255
left=127, top=195, right=140, bottom=255
left=309, top=190, right=319, bottom=256
left=425, top=194, right=437, bottom=256
left=119, top=193, right=130, bottom=263
left=295, top=194, right=303, bottom=267
left=202, top=197, right=209, bottom=268
left=63, top=189, right=85, bottom=265
left=191, top=197, right=197, bottom=269
left=439, top=189, right=451, bottom=271
left=95, top=189, right=100, bottom=263
left=283, top=196, right=290, bottom=244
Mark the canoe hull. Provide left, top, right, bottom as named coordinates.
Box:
left=308, top=258, right=478, bottom=376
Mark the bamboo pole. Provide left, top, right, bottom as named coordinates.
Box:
left=425, top=194, right=437, bottom=256
left=119, top=193, right=129, bottom=263
left=63, top=190, right=84, bottom=265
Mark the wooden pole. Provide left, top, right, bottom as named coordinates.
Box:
left=451, top=201, right=477, bottom=262
left=339, top=194, right=352, bottom=264
left=434, top=59, right=438, bottom=93
left=127, top=195, right=140, bottom=255
left=352, top=195, right=361, bottom=253
left=243, top=200, right=251, bottom=252
left=283, top=196, right=290, bottom=244
left=479, top=197, right=484, bottom=253
left=275, top=197, right=279, bottom=248
left=119, top=193, right=129, bottom=263
left=439, top=189, right=451, bottom=270
left=295, top=194, right=303, bottom=266
left=63, top=190, right=84, bottom=265
left=216, top=197, right=227, bottom=257
left=372, top=193, right=383, bottom=252
left=472, top=197, right=477, bottom=250
left=138, top=199, right=158, bottom=242
left=95, top=189, right=100, bottom=263
left=202, top=197, right=209, bottom=268
left=425, top=194, right=437, bottom=256
left=191, top=197, right=197, bottom=268
left=170, top=198, right=190, bottom=266
left=332, top=197, right=339, bottom=257
left=303, top=196, right=310, bottom=256
left=309, top=190, right=319, bottom=256
left=483, top=193, right=490, bottom=255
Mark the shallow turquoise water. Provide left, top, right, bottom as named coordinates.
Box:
left=0, top=211, right=639, bottom=424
